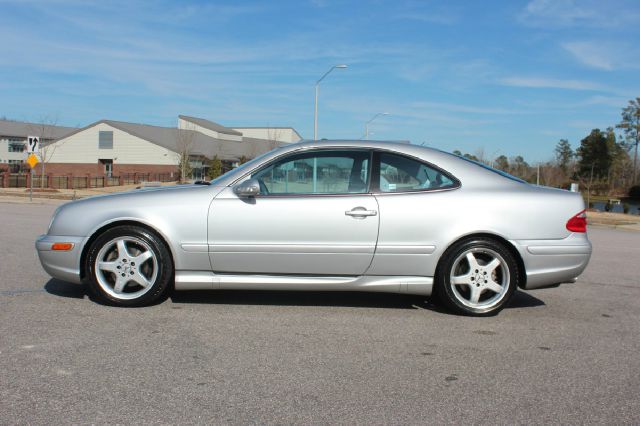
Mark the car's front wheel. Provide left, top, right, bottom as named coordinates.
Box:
left=85, top=225, right=173, bottom=307
left=436, top=238, right=519, bottom=316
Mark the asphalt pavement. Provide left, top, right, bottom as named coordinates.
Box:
left=1, top=200, right=639, bottom=424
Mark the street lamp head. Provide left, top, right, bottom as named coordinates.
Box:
left=335, top=64, right=348, bottom=69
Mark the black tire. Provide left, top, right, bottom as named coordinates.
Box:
left=84, top=225, right=173, bottom=307
left=435, top=237, right=520, bottom=316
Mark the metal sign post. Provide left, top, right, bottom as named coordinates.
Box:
left=30, top=167, right=34, bottom=202
left=27, top=136, right=40, bottom=202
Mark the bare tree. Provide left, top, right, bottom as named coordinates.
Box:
left=176, top=121, right=196, bottom=183
left=177, top=130, right=195, bottom=183
left=473, top=147, right=488, bottom=165
left=266, top=127, right=282, bottom=150
left=28, top=115, right=64, bottom=188
left=245, top=127, right=281, bottom=160
left=538, top=161, right=565, bottom=188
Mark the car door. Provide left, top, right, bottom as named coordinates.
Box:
left=367, top=150, right=460, bottom=277
left=208, top=149, right=379, bottom=275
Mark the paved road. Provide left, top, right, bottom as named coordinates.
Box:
left=1, top=200, right=639, bottom=424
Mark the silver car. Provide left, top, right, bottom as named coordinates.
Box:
left=36, top=140, right=591, bottom=316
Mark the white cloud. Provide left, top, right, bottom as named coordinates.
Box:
left=568, top=119, right=600, bottom=129
left=394, top=11, right=457, bottom=25
left=500, top=76, right=606, bottom=91
left=391, top=1, right=459, bottom=25
left=408, top=101, right=520, bottom=115
left=310, top=0, right=328, bottom=7
left=324, top=96, right=504, bottom=131
left=520, top=0, right=640, bottom=28
left=562, top=41, right=640, bottom=71
left=562, top=41, right=613, bottom=70
left=521, top=0, right=595, bottom=26
left=584, top=95, right=631, bottom=108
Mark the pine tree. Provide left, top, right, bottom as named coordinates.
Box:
left=616, top=97, right=640, bottom=184
left=208, top=155, right=222, bottom=180
left=554, top=139, right=573, bottom=174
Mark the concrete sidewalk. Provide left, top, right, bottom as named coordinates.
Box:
left=0, top=181, right=178, bottom=202
left=587, top=211, right=640, bottom=232
left=0, top=195, right=67, bottom=205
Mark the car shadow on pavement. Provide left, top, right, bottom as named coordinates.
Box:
left=171, top=290, right=429, bottom=310
left=43, top=279, right=545, bottom=311
left=44, top=279, right=86, bottom=299
left=170, top=289, right=545, bottom=311
left=508, top=290, right=545, bottom=309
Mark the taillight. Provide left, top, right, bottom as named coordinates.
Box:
left=566, top=210, right=587, bottom=233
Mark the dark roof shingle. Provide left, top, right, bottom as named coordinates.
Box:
left=0, top=119, right=77, bottom=139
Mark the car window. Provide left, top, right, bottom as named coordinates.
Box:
left=252, top=150, right=370, bottom=195
left=452, top=154, right=527, bottom=184
left=378, top=152, right=455, bottom=192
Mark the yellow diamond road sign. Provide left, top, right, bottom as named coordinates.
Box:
left=27, top=153, right=40, bottom=168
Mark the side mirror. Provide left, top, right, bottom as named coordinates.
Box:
left=233, top=178, right=261, bottom=197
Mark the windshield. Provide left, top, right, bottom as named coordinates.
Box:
left=208, top=147, right=285, bottom=186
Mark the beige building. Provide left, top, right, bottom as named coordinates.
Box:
left=230, top=127, right=302, bottom=143
left=1, top=116, right=302, bottom=181
left=0, top=119, right=77, bottom=172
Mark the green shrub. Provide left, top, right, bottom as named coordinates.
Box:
left=623, top=203, right=630, bottom=214
left=604, top=202, right=612, bottom=212
left=588, top=202, right=594, bottom=209
left=208, top=155, right=222, bottom=179
left=629, top=185, right=640, bottom=198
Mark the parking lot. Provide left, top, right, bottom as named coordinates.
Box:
left=1, top=199, right=639, bottom=424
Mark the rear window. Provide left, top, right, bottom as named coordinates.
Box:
left=378, top=152, right=458, bottom=192
left=449, top=153, right=527, bottom=184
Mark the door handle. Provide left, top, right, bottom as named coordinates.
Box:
left=345, top=207, right=378, bottom=217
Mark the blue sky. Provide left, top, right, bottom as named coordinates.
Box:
left=1, top=0, right=639, bottom=162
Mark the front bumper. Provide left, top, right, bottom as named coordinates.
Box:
left=36, top=235, right=86, bottom=284
left=511, top=233, right=592, bottom=290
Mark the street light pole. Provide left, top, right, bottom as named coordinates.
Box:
left=489, top=149, right=500, bottom=168
left=364, top=112, right=389, bottom=140
left=313, top=64, right=347, bottom=141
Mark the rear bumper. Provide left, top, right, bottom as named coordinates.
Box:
left=35, top=235, right=85, bottom=284
left=511, top=233, right=592, bottom=290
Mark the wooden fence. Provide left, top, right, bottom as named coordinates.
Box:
left=2, top=172, right=177, bottom=189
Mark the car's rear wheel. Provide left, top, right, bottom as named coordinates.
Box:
left=85, top=225, right=173, bottom=307
left=436, top=238, right=519, bottom=316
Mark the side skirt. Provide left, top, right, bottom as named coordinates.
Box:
left=174, top=271, right=433, bottom=296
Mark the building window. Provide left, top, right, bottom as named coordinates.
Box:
left=99, top=131, right=113, bottom=149
left=8, top=142, right=25, bottom=152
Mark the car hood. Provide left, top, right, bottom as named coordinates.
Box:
left=66, top=184, right=221, bottom=204
left=48, top=184, right=226, bottom=236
